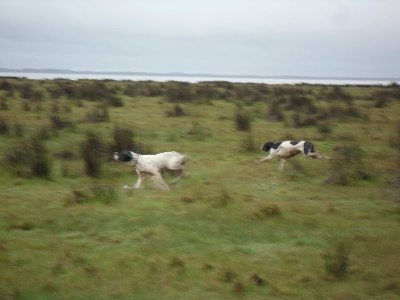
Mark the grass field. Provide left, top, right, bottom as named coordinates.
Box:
left=0, top=78, right=399, bottom=299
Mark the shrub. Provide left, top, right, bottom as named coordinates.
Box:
left=166, top=104, right=186, bottom=117
left=19, top=83, right=44, bottom=101
left=106, top=95, right=124, bottom=107
left=166, top=83, right=194, bottom=103
left=50, top=114, right=72, bottom=130
left=285, top=95, right=317, bottom=114
left=324, top=145, right=371, bottom=185
left=0, top=118, right=11, bottom=135
left=110, top=126, right=135, bottom=152
left=238, top=131, right=257, bottom=152
left=30, top=138, right=52, bottom=178
left=81, top=131, right=106, bottom=178
left=79, top=81, right=110, bottom=101
left=2, top=138, right=52, bottom=178
left=0, top=80, right=14, bottom=91
left=325, top=86, right=353, bottom=104
left=267, top=102, right=285, bottom=122
left=235, top=110, right=251, bottom=131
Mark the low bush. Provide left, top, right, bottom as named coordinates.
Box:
left=2, top=137, right=52, bottom=178
left=187, top=121, right=211, bottom=141
left=81, top=131, right=106, bottom=178
left=323, top=237, right=353, bottom=278
left=166, top=83, right=194, bottom=103
left=110, top=126, right=135, bottom=152
left=166, top=104, right=186, bottom=117
left=0, top=118, right=11, bottom=135
left=324, top=145, right=371, bottom=185
left=235, top=110, right=251, bottom=131
left=238, top=131, right=257, bottom=152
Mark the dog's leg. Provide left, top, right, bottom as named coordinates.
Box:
left=169, top=165, right=187, bottom=185
left=306, top=152, right=332, bottom=160
left=278, top=159, right=286, bottom=171
left=254, top=154, right=274, bottom=164
left=151, top=171, right=170, bottom=191
left=133, top=171, right=146, bottom=189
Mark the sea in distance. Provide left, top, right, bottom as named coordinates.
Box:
left=0, top=70, right=399, bottom=85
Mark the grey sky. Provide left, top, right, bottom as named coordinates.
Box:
left=1, top=0, right=399, bottom=77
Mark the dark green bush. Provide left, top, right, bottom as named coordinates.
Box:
left=238, top=131, right=257, bottom=152
left=110, top=126, right=135, bottom=152
left=19, top=83, right=44, bottom=101
left=266, top=102, right=285, bottom=122
left=324, top=145, right=371, bottom=185
left=317, top=121, right=333, bottom=134
left=235, top=110, right=251, bottom=131
left=50, top=114, right=72, bottom=130
left=0, top=80, right=14, bottom=91
left=30, top=138, right=52, bottom=178
left=2, top=138, right=52, bottom=178
left=166, top=104, right=186, bottom=117
left=81, top=131, right=106, bottom=178
left=166, top=83, right=194, bottom=102
left=0, top=118, right=10, bottom=135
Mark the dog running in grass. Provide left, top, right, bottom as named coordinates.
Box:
left=113, top=150, right=189, bottom=190
left=254, top=140, right=332, bottom=171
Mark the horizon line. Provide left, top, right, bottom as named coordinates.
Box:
left=0, top=67, right=399, bottom=81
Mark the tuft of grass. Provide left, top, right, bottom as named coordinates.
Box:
left=187, top=121, right=211, bottom=141
left=90, top=181, right=119, bottom=204
left=323, top=237, right=353, bottom=279
left=255, top=203, right=282, bottom=218
left=64, top=182, right=119, bottom=206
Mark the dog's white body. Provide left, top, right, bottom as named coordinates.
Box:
left=255, top=140, right=331, bottom=171
left=114, top=150, right=188, bottom=190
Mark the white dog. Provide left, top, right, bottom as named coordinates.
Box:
left=113, top=150, right=189, bottom=190
left=254, top=140, right=331, bottom=171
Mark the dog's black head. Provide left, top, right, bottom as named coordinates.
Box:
left=261, top=142, right=275, bottom=152
left=113, top=150, right=133, bottom=163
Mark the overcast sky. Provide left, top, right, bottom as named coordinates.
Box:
left=1, top=0, right=399, bottom=78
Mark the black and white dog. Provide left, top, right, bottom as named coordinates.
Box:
left=113, top=150, right=189, bottom=190
left=254, top=140, right=331, bottom=171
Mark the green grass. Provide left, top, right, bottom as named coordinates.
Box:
left=0, top=78, right=399, bottom=299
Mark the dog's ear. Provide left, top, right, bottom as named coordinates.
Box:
left=261, top=142, right=273, bottom=152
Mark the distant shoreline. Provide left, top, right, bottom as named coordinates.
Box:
left=1, top=67, right=399, bottom=82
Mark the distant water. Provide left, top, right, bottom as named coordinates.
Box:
left=0, top=72, right=398, bottom=85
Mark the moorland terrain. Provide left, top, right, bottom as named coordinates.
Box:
left=0, top=78, right=399, bottom=299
